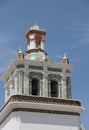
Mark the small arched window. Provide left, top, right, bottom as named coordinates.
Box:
left=32, top=78, right=40, bottom=96
left=50, top=80, right=58, bottom=97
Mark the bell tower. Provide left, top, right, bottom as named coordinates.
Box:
left=1, top=24, right=73, bottom=102
left=0, top=24, right=84, bottom=130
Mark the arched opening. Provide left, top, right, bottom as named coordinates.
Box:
left=50, top=80, right=58, bottom=97
left=32, top=78, right=40, bottom=95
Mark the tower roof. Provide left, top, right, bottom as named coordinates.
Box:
left=25, top=51, right=53, bottom=62
left=29, top=24, right=43, bottom=31
left=26, top=24, right=46, bottom=38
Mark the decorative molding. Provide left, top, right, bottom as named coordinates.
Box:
left=1, top=95, right=81, bottom=111
left=13, top=108, right=80, bottom=116
left=29, top=65, right=43, bottom=70
left=48, top=67, right=62, bottom=72
left=0, top=95, right=83, bottom=125
left=25, top=48, right=47, bottom=54
left=48, top=74, right=62, bottom=80
left=29, top=72, right=43, bottom=79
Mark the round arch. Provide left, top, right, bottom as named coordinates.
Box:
left=29, top=72, right=43, bottom=96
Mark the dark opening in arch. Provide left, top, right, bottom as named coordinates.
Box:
left=32, top=78, right=40, bottom=95
left=50, top=80, right=58, bottom=97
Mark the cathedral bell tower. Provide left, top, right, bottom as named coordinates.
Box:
left=0, top=24, right=84, bottom=130
left=2, top=23, right=73, bottom=101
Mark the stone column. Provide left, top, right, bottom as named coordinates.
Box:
left=48, top=80, right=51, bottom=97
left=62, top=76, right=67, bottom=98
left=5, top=86, right=10, bottom=102
left=24, top=72, right=29, bottom=95
left=14, top=76, right=18, bottom=95
left=10, top=80, right=14, bottom=96
left=16, top=71, right=22, bottom=94
left=58, top=81, right=62, bottom=98
left=40, top=79, right=43, bottom=96
left=29, top=79, right=32, bottom=95
left=43, top=74, right=48, bottom=97
left=66, top=77, right=72, bottom=99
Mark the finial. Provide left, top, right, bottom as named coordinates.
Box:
left=62, top=52, right=69, bottom=64
left=63, top=52, right=67, bottom=59
left=17, top=47, right=24, bottom=59
left=18, top=47, right=22, bottom=53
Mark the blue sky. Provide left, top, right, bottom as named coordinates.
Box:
left=0, top=0, right=89, bottom=129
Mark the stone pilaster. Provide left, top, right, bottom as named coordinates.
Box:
left=5, top=87, right=10, bottom=102
left=40, top=79, right=43, bottom=96
left=19, top=72, right=23, bottom=94
left=62, top=76, right=67, bottom=98
left=58, top=81, right=62, bottom=98
left=10, top=81, right=14, bottom=96
left=14, top=76, right=18, bottom=95
left=24, top=72, right=29, bottom=95
left=43, top=74, right=48, bottom=97
left=48, top=80, right=51, bottom=97
left=29, top=79, right=32, bottom=95
left=66, top=77, right=72, bottom=99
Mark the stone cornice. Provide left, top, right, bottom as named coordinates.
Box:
left=0, top=95, right=84, bottom=124
left=1, top=59, right=73, bottom=82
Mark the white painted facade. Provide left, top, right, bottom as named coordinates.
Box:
left=29, top=40, right=36, bottom=50
left=40, top=41, right=45, bottom=50
left=0, top=111, right=81, bottom=130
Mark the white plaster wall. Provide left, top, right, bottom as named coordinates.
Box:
left=0, top=111, right=81, bottom=130
left=27, top=34, right=36, bottom=50
left=27, top=44, right=30, bottom=50
left=29, top=34, right=35, bottom=39
left=27, top=41, right=36, bottom=50
left=29, top=40, right=36, bottom=50
left=41, top=42, right=44, bottom=50
left=0, top=113, right=19, bottom=130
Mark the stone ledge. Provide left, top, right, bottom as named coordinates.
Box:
left=1, top=95, right=81, bottom=112
left=0, top=95, right=84, bottom=125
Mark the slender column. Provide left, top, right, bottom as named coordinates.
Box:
left=5, top=87, right=10, bottom=102
left=10, top=81, right=14, bottom=96
left=62, top=76, right=67, bottom=98
left=58, top=81, right=61, bottom=98
left=40, top=79, right=43, bottom=96
left=29, top=79, right=32, bottom=95
left=16, top=71, right=24, bottom=95
left=48, top=81, right=51, bottom=97
left=43, top=74, right=48, bottom=97
left=66, top=77, right=72, bottom=99
left=24, top=72, right=29, bottom=95
left=17, top=71, right=22, bottom=94
left=14, top=76, right=18, bottom=94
